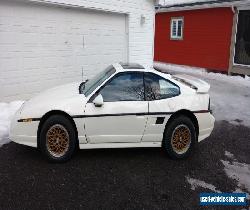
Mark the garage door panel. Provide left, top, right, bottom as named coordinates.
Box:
left=0, top=1, right=127, bottom=101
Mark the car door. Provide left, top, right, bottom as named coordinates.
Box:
left=84, top=71, right=148, bottom=144
left=142, top=72, right=181, bottom=142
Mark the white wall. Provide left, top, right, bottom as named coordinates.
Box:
left=0, top=0, right=155, bottom=101
left=33, top=0, right=155, bottom=65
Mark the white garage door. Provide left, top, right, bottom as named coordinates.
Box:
left=0, top=1, right=128, bottom=101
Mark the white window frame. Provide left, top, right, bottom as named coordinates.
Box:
left=170, top=17, right=184, bottom=40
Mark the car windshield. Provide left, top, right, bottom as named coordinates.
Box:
left=80, top=65, right=116, bottom=97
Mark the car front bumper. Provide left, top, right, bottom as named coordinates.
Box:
left=10, top=112, right=39, bottom=148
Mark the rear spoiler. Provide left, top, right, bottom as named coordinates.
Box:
left=172, top=74, right=210, bottom=93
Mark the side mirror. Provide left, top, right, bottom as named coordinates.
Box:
left=93, top=94, right=104, bottom=107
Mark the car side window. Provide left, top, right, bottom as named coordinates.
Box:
left=145, top=73, right=180, bottom=101
left=99, top=72, right=145, bottom=102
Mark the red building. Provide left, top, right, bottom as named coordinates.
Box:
left=154, top=0, right=250, bottom=75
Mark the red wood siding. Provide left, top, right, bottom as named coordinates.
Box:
left=154, top=8, right=234, bottom=72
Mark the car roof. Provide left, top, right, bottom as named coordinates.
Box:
left=113, top=63, right=155, bottom=73
left=119, top=62, right=145, bottom=70
left=110, top=63, right=197, bottom=94
left=112, top=63, right=171, bottom=77
left=111, top=62, right=180, bottom=86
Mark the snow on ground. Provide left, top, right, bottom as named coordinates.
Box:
left=222, top=151, right=250, bottom=193
left=186, top=176, right=221, bottom=192
left=225, top=151, right=235, bottom=159
left=0, top=101, right=24, bottom=147
left=222, top=160, right=250, bottom=193
left=187, top=151, right=250, bottom=194
left=154, top=62, right=250, bottom=127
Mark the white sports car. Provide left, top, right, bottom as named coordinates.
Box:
left=10, top=63, right=215, bottom=162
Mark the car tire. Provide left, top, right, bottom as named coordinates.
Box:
left=39, top=115, right=77, bottom=163
left=163, top=115, right=196, bottom=159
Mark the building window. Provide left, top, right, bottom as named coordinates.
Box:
left=170, top=17, right=184, bottom=40
left=234, top=10, right=250, bottom=65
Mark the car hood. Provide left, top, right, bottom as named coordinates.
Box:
left=20, top=82, right=87, bottom=119
left=32, top=82, right=81, bottom=101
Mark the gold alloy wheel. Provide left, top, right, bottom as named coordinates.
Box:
left=46, top=124, right=70, bottom=158
left=171, top=124, right=191, bottom=155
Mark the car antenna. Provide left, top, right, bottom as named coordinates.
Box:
left=82, top=67, right=84, bottom=82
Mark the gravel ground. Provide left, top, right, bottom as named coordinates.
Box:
left=0, top=121, right=249, bottom=210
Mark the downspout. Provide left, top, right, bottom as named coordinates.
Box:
left=228, top=6, right=237, bottom=75
left=231, top=5, right=235, bottom=14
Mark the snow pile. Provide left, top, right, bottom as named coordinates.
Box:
left=0, top=101, right=24, bottom=147
left=154, top=62, right=250, bottom=127
left=186, top=176, right=221, bottom=192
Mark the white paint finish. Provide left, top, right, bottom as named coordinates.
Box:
left=143, top=101, right=172, bottom=142
left=84, top=101, right=148, bottom=143
left=0, top=0, right=155, bottom=101
left=173, top=74, right=210, bottom=93
left=195, top=113, right=215, bottom=142
left=10, top=63, right=215, bottom=149
left=143, top=95, right=210, bottom=142
left=10, top=112, right=39, bottom=147
left=79, top=142, right=162, bottom=149
left=19, top=82, right=85, bottom=118
left=73, top=118, right=88, bottom=144
left=142, top=113, right=169, bottom=142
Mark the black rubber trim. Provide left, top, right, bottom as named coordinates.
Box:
left=72, top=110, right=211, bottom=119
left=17, top=110, right=211, bottom=122
left=193, top=110, right=212, bottom=114
left=73, top=113, right=150, bottom=118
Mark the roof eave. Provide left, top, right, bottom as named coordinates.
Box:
left=156, top=0, right=249, bottom=13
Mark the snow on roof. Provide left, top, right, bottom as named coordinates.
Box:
left=159, top=0, right=212, bottom=6
left=157, top=0, right=246, bottom=11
